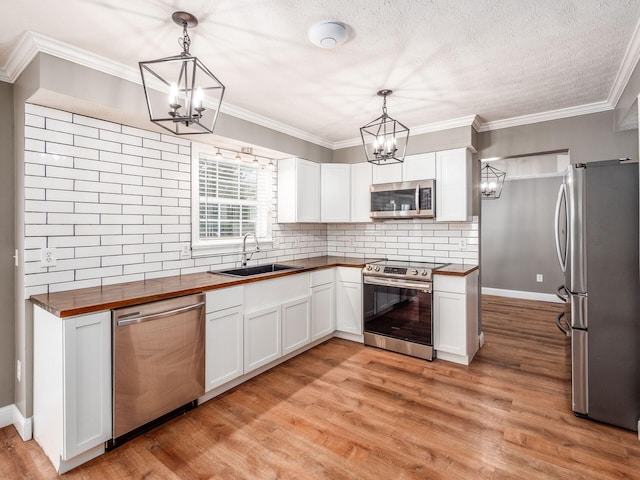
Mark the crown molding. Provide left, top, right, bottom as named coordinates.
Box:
left=608, top=16, right=640, bottom=107
left=476, top=101, right=613, bottom=132
left=2, top=29, right=639, bottom=145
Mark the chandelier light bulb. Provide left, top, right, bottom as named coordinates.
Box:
left=169, top=82, right=180, bottom=108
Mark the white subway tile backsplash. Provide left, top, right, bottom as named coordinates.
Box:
left=100, top=151, right=143, bottom=167
left=46, top=118, right=99, bottom=138
left=25, top=139, right=46, bottom=152
left=99, top=129, right=143, bottom=147
left=47, top=165, right=99, bottom=181
left=25, top=114, right=45, bottom=128
left=75, top=245, right=122, bottom=258
left=47, top=213, right=100, bottom=225
left=24, top=163, right=45, bottom=176
left=122, top=184, right=160, bottom=197
left=48, top=236, right=101, bottom=248
left=25, top=104, right=72, bottom=121
left=25, top=126, right=73, bottom=145
left=143, top=137, right=179, bottom=153
left=100, top=172, right=143, bottom=186
left=75, top=180, right=122, bottom=194
left=122, top=164, right=161, bottom=178
left=160, top=134, right=190, bottom=147
left=25, top=151, right=73, bottom=167
left=75, top=203, right=121, bottom=214
left=100, top=234, right=144, bottom=246
left=102, top=274, right=146, bottom=286
left=25, top=270, right=75, bottom=287
left=122, top=125, right=161, bottom=140
left=123, top=243, right=161, bottom=255
left=46, top=143, right=99, bottom=160
left=25, top=200, right=73, bottom=213
left=47, top=190, right=99, bottom=203
left=74, top=157, right=122, bottom=173
left=143, top=157, right=180, bottom=171
left=75, top=265, right=123, bottom=280
left=25, top=224, right=74, bottom=237
left=99, top=193, right=143, bottom=205
left=75, top=224, right=123, bottom=236
left=75, top=136, right=122, bottom=153
left=49, top=279, right=102, bottom=293
left=122, top=144, right=161, bottom=159
left=100, top=214, right=144, bottom=225
left=102, top=254, right=145, bottom=266
left=73, top=114, right=121, bottom=132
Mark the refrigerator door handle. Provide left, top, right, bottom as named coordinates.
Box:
left=554, top=182, right=567, bottom=272
left=556, top=285, right=569, bottom=302
left=556, top=312, right=571, bottom=336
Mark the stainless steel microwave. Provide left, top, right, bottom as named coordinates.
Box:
left=370, top=179, right=435, bottom=219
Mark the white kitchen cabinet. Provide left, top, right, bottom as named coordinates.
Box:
left=310, top=268, right=336, bottom=340
left=433, top=270, right=479, bottom=365
left=336, top=267, right=363, bottom=336
left=277, top=157, right=321, bottom=223
left=435, top=148, right=472, bottom=222
left=33, top=307, right=111, bottom=473
left=282, top=296, right=311, bottom=354
left=244, top=305, right=281, bottom=372
left=372, top=162, right=402, bottom=184
left=350, top=162, right=373, bottom=223
left=205, top=286, right=244, bottom=391
left=403, top=152, right=436, bottom=181
left=321, top=163, right=351, bottom=222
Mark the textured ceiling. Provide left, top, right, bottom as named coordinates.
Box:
left=1, top=0, right=639, bottom=146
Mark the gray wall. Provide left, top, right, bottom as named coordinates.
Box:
left=481, top=176, right=564, bottom=294
left=0, top=81, right=14, bottom=408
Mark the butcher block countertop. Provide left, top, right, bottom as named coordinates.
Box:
left=433, top=264, right=479, bottom=276
left=30, top=256, right=376, bottom=318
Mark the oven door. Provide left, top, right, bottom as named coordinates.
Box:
left=363, top=276, right=434, bottom=360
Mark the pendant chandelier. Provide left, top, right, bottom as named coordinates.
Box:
left=480, top=163, right=506, bottom=199
left=360, top=89, right=410, bottom=165
left=139, top=11, right=225, bottom=135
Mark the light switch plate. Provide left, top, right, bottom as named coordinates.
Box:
left=180, top=243, right=191, bottom=258
left=40, top=247, right=57, bottom=267
left=536, top=274, right=543, bottom=282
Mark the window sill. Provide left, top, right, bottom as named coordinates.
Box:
left=191, top=239, right=274, bottom=258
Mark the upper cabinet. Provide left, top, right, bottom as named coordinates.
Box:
left=321, top=163, right=351, bottom=222
left=372, top=162, right=402, bottom=184
left=402, top=152, right=436, bottom=181
left=350, top=162, right=372, bottom=223
left=277, top=157, right=321, bottom=223
left=435, top=148, right=472, bottom=222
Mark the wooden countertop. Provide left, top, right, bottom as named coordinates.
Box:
left=433, top=264, right=479, bottom=276
left=30, top=256, right=376, bottom=318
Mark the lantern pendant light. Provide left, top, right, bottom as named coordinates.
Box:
left=139, top=11, right=225, bottom=135
left=480, top=163, right=506, bottom=199
left=360, top=89, right=410, bottom=165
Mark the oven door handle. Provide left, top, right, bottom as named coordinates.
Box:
left=364, top=276, right=432, bottom=292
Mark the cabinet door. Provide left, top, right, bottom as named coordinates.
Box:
left=336, top=281, right=363, bottom=335
left=297, top=159, right=321, bottom=222
left=372, top=163, right=402, bottom=184
left=435, top=148, right=471, bottom=222
left=403, top=152, right=436, bottom=181
left=433, top=291, right=466, bottom=355
left=321, top=163, right=351, bottom=222
left=205, top=306, right=243, bottom=391
left=311, top=282, right=335, bottom=340
left=244, top=305, right=281, bottom=373
left=63, top=311, right=112, bottom=460
left=282, top=296, right=311, bottom=354
left=350, top=162, right=373, bottom=223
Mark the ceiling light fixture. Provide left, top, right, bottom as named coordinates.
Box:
left=480, top=163, right=506, bottom=199
left=139, top=11, right=225, bottom=135
left=235, top=153, right=242, bottom=163
left=360, top=90, right=409, bottom=165
left=215, top=148, right=223, bottom=160
left=308, top=21, right=348, bottom=49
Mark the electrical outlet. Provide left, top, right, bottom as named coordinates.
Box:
left=16, top=360, right=21, bottom=382
left=273, top=237, right=280, bottom=249
left=458, top=238, right=467, bottom=249
left=536, top=274, right=543, bottom=282
left=346, top=236, right=355, bottom=246
left=180, top=243, right=191, bottom=258
left=293, top=238, right=300, bottom=247
left=40, top=247, right=57, bottom=267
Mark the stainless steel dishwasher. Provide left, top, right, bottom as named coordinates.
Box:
left=110, top=293, right=205, bottom=447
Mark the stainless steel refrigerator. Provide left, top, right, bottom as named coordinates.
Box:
left=554, top=159, right=639, bottom=432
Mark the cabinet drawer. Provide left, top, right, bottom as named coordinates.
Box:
left=310, top=268, right=334, bottom=287
left=336, top=266, right=361, bottom=283
left=433, top=275, right=465, bottom=294
left=206, top=286, right=244, bottom=313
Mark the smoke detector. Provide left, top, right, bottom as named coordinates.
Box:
left=308, top=21, right=348, bottom=49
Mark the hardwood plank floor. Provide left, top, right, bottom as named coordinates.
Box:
left=2, top=295, right=639, bottom=479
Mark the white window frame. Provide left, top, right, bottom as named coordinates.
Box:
left=191, top=142, right=273, bottom=256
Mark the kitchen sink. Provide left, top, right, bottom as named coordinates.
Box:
left=212, top=263, right=300, bottom=277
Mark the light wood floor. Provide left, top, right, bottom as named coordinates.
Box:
left=2, top=296, right=639, bottom=479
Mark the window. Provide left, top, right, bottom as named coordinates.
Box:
left=192, top=143, right=272, bottom=252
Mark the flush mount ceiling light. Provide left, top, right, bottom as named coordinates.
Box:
left=308, top=21, right=348, bottom=49
left=360, top=89, right=410, bottom=165
left=480, top=163, right=506, bottom=199
left=139, top=11, right=225, bottom=135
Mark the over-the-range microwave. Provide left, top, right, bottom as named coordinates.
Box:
left=370, top=179, right=435, bottom=219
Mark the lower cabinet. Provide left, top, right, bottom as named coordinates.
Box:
left=282, top=296, right=311, bottom=355
left=310, top=268, right=336, bottom=340
left=244, top=305, right=282, bottom=372
left=433, top=270, right=479, bottom=365
left=33, top=307, right=112, bottom=473
left=336, top=267, right=363, bottom=335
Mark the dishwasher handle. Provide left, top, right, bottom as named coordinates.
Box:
left=116, top=301, right=205, bottom=327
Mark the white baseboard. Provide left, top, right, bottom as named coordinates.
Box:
left=0, top=404, right=33, bottom=441
left=482, top=287, right=562, bottom=303
left=0, top=404, right=12, bottom=428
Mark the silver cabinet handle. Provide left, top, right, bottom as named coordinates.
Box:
left=117, top=301, right=205, bottom=327
left=415, top=185, right=420, bottom=214
left=556, top=312, right=571, bottom=336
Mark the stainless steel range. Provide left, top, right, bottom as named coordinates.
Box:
left=362, top=260, right=447, bottom=360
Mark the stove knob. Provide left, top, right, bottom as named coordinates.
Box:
left=421, top=270, right=428, bottom=276
left=367, top=265, right=372, bottom=271
left=410, top=269, right=418, bottom=275
left=375, top=266, right=381, bottom=272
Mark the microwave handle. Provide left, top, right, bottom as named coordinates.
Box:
left=415, top=185, right=420, bottom=214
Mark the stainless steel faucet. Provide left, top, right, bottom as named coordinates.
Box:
left=241, top=232, right=260, bottom=267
